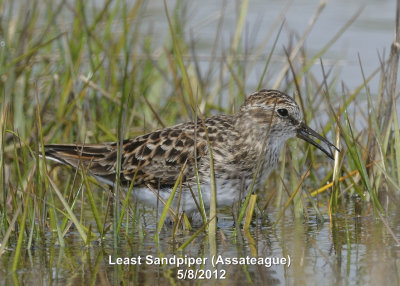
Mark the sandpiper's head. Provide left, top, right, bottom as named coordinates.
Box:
left=239, top=89, right=339, bottom=159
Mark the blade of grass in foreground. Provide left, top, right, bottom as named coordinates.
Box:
left=256, top=20, right=284, bottom=90
left=206, top=131, right=217, bottom=235
left=273, top=168, right=310, bottom=228
left=47, top=175, right=88, bottom=242
left=177, top=217, right=214, bottom=251
left=330, top=126, right=342, bottom=211
left=12, top=189, right=30, bottom=271
left=81, top=166, right=103, bottom=235
left=290, top=140, right=304, bottom=219
left=273, top=1, right=326, bottom=89
left=0, top=202, right=22, bottom=257
left=164, top=0, right=194, bottom=111
left=193, top=92, right=207, bottom=224
left=199, top=119, right=217, bottom=253
left=342, top=113, right=383, bottom=212
left=114, top=90, right=130, bottom=246
left=116, top=172, right=138, bottom=235
left=155, top=160, right=187, bottom=240
left=357, top=54, right=390, bottom=193
left=244, top=227, right=257, bottom=257
left=0, top=97, right=8, bottom=233
left=391, top=109, right=400, bottom=187
left=243, top=194, right=257, bottom=231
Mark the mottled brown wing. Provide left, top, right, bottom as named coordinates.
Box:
left=118, top=124, right=209, bottom=188
left=43, top=124, right=209, bottom=188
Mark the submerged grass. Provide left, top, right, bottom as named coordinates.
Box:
left=1, top=0, right=400, bottom=283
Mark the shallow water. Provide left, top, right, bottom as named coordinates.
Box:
left=2, top=195, right=400, bottom=285
left=139, top=0, right=395, bottom=92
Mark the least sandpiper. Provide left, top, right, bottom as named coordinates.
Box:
left=42, top=89, right=339, bottom=218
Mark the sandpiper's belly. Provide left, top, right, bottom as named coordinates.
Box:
left=131, top=179, right=245, bottom=214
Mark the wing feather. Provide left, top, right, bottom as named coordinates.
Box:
left=42, top=114, right=235, bottom=188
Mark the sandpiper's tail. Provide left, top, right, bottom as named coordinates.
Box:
left=40, top=144, right=118, bottom=185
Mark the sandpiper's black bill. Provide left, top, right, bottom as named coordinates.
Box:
left=296, top=122, right=340, bottom=160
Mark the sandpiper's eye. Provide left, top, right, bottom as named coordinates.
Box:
left=277, top=108, right=289, bottom=117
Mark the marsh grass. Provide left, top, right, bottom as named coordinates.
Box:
left=1, top=0, right=400, bottom=283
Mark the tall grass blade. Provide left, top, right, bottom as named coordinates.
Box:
left=12, top=190, right=30, bottom=271
left=47, top=175, right=88, bottom=242
left=243, top=194, right=257, bottom=230
left=0, top=202, right=22, bottom=257
left=155, top=160, right=187, bottom=239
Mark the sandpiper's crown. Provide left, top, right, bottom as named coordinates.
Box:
left=242, top=89, right=298, bottom=110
